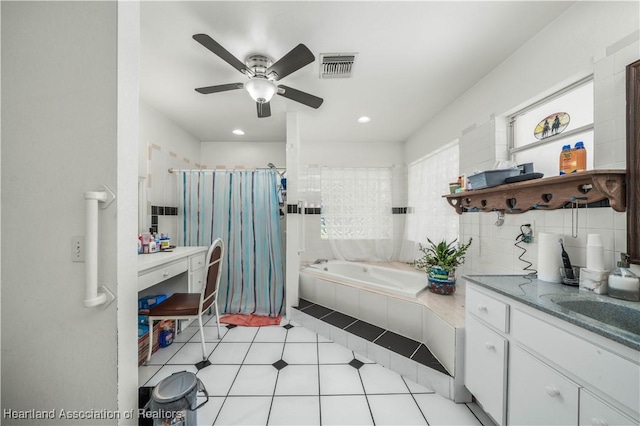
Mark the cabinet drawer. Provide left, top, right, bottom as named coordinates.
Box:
left=138, top=258, right=188, bottom=291
left=466, top=287, right=509, bottom=332
left=580, top=390, right=638, bottom=426
left=189, top=253, right=206, bottom=271
left=508, top=345, right=579, bottom=426
left=512, top=308, right=640, bottom=417
left=189, top=271, right=205, bottom=294
left=465, top=315, right=507, bottom=426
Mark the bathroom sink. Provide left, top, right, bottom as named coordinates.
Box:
left=554, top=299, right=640, bottom=335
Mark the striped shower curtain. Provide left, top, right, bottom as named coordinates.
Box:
left=176, top=169, right=284, bottom=317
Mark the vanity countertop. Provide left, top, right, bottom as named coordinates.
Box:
left=463, top=274, right=640, bottom=351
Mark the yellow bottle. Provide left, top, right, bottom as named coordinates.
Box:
left=559, top=145, right=576, bottom=175
left=573, top=141, right=586, bottom=172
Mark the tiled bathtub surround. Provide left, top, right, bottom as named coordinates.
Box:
left=298, top=266, right=469, bottom=402
left=138, top=312, right=486, bottom=426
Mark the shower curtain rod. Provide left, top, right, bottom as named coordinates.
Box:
left=168, top=167, right=285, bottom=174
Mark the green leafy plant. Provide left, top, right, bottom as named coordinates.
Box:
left=411, top=237, right=473, bottom=273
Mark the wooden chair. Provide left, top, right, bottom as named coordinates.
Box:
left=146, top=238, right=224, bottom=367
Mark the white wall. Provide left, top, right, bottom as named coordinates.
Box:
left=403, top=1, right=639, bottom=276
left=1, top=2, right=136, bottom=423
left=200, top=141, right=285, bottom=170
left=139, top=101, right=201, bottom=237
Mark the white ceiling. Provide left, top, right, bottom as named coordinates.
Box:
left=140, top=1, right=575, bottom=144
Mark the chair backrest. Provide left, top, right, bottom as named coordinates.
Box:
left=200, top=238, right=224, bottom=312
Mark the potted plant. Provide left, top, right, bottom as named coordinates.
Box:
left=411, top=237, right=473, bottom=295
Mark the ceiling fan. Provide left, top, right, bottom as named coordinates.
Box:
left=193, top=34, right=323, bottom=118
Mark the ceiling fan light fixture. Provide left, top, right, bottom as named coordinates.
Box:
left=244, top=78, right=277, bottom=104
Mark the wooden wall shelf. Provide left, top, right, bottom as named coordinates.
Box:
left=443, top=170, right=626, bottom=215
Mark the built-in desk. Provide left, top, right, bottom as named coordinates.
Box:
left=138, top=246, right=208, bottom=293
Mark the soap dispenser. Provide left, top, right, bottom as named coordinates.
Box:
left=608, top=253, right=640, bottom=301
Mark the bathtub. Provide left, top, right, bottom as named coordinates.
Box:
left=303, top=260, right=428, bottom=298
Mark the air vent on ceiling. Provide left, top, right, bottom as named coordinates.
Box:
left=320, top=53, right=357, bottom=79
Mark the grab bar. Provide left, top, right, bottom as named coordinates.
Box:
left=83, top=185, right=116, bottom=308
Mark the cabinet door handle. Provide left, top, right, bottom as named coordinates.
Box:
left=545, top=386, right=560, bottom=397
left=477, top=304, right=488, bottom=312
left=485, top=342, right=495, bottom=350
left=162, top=271, right=169, bottom=277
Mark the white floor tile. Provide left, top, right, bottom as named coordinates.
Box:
left=274, top=365, right=319, bottom=396
left=359, top=363, right=411, bottom=394
left=167, top=342, right=214, bottom=365
left=282, top=342, right=318, bottom=364
left=138, top=364, right=161, bottom=387
left=414, top=393, right=482, bottom=426
left=173, top=326, right=198, bottom=343
left=268, top=396, right=320, bottom=426
left=368, top=394, right=427, bottom=425
left=146, top=342, right=185, bottom=365
left=208, top=342, right=251, bottom=364
left=214, top=396, right=271, bottom=425
left=404, top=377, right=435, bottom=394
left=222, top=326, right=260, bottom=342
left=244, top=342, right=285, bottom=364
left=195, top=395, right=224, bottom=426
left=228, top=365, right=278, bottom=396
left=320, top=395, right=373, bottom=425
left=318, top=342, right=355, bottom=364
left=319, top=365, right=364, bottom=395
left=196, top=364, right=241, bottom=396
left=188, top=325, right=226, bottom=342
left=254, top=326, right=288, bottom=342
left=286, top=325, right=318, bottom=342
left=144, top=364, right=198, bottom=387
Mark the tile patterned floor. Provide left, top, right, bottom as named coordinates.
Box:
left=139, top=312, right=485, bottom=426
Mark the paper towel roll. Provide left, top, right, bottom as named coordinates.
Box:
left=537, top=233, right=562, bottom=283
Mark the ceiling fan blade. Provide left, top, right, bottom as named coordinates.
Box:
left=266, top=44, right=315, bottom=81
left=257, top=102, right=272, bottom=118
left=277, top=85, right=323, bottom=109
left=195, top=83, right=244, bottom=94
left=193, top=34, right=253, bottom=76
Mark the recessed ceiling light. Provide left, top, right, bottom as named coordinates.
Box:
left=232, top=129, right=245, bottom=136
left=357, top=116, right=371, bottom=124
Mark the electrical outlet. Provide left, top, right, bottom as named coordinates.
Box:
left=71, top=236, right=85, bottom=262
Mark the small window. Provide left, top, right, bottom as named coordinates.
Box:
left=509, top=78, right=594, bottom=178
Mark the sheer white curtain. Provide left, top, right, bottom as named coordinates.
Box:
left=400, top=142, right=460, bottom=262
left=321, top=167, right=393, bottom=261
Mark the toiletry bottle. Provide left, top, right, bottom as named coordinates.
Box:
left=138, top=235, right=142, bottom=254
left=574, top=141, right=586, bottom=172
left=608, top=253, right=640, bottom=301
left=559, top=145, right=573, bottom=175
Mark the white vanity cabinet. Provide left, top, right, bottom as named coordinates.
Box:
left=188, top=251, right=207, bottom=293
left=464, top=281, right=640, bottom=426
left=464, top=287, right=509, bottom=425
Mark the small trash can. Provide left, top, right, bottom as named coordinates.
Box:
left=149, top=371, right=208, bottom=426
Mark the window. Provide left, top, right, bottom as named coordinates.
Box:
left=401, top=141, right=459, bottom=261
left=509, top=77, right=594, bottom=178
left=320, top=168, right=392, bottom=240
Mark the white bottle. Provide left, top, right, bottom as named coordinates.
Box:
left=149, top=237, right=156, bottom=253
left=608, top=253, right=640, bottom=301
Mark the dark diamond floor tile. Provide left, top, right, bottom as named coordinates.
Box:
left=321, top=311, right=358, bottom=329
left=348, top=358, right=365, bottom=369
left=297, top=299, right=314, bottom=310
left=225, top=324, right=237, bottom=329
left=304, top=304, right=334, bottom=319
left=283, top=323, right=294, bottom=330
left=411, top=344, right=449, bottom=375
left=374, top=331, right=420, bottom=358
left=344, top=320, right=385, bottom=342
left=195, top=359, right=212, bottom=370
left=272, top=359, right=288, bottom=370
